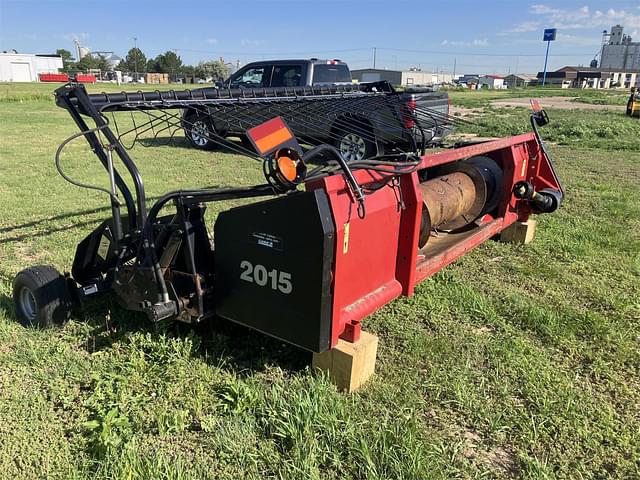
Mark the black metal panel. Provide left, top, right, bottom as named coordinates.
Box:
left=72, top=218, right=120, bottom=284
left=214, top=190, right=335, bottom=352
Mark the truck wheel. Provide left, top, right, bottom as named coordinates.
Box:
left=336, top=130, right=376, bottom=162
left=13, top=266, right=72, bottom=328
left=184, top=112, right=218, bottom=150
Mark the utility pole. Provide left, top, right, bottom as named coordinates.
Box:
left=541, top=28, right=556, bottom=87
left=133, top=37, right=138, bottom=82
left=373, top=47, right=377, bottom=69
left=542, top=40, right=550, bottom=86
left=74, top=39, right=81, bottom=61
left=453, top=57, right=457, bottom=79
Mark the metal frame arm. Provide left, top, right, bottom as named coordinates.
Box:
left=55, top=83, right=148, bottom=231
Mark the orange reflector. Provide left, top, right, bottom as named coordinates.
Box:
left=277, top=156, right=298, bottom=182
left=530, top=99, right=543, bottom=112
left=247, top=117, right=295, bottom=156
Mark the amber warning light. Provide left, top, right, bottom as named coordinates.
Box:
left=261, top=147, right=307, bottom=193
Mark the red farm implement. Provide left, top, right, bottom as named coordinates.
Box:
left=12, top=82, right=562, bottom=386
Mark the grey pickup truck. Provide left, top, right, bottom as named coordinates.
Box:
left=183, top=59, right=452, bottom=160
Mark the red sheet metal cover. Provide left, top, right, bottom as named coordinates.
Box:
left=309, top=173, right=405, bottom=346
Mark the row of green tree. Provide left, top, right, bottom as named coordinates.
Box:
left=56, top=48, right=229, bottom=79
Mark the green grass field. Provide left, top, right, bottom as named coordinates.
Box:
left=446, top=86, right=630, bottom=108
left=0, top=83, right=639, bottom=479
left=454, top=108, right=640, bottom=151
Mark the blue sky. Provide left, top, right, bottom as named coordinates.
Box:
left=1, top=0, right=639, bottom=74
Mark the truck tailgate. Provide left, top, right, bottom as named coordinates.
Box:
left=403, top=88, right=452, bottom=142
left=409, top=89, right=449, bottom=115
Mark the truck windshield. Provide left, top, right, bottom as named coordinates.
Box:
left=313, top=64, right=351, bottom=83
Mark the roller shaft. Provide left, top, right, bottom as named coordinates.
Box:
left=417, top=157, right=503, bottom=249
left=419, top=172, right=478, bottom=228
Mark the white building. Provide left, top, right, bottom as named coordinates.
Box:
left=101, top=53, right=122, bottom=71
left=600, top=25, right=640, bottom=71
left=478, top=75, right=506, bottom=89
left=0, top=52, right=63, bottom=82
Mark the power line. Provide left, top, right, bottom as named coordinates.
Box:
left=171, top=45, right=604, bottom=68
left=173, top=47, right=372, bottom=56
left=375, top=46, right=598, bottom=58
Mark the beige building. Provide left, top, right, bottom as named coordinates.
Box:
left=351, top=68, right=453, bottom=87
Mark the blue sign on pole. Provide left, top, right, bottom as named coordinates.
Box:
left=542, top=28, right=557, bottom=86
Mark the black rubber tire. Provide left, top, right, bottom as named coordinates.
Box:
left=334, top=128, right=377, bottom=162
left=184, top=111, right=218, bottom=150
left=13, top=265, right=72, bottom=328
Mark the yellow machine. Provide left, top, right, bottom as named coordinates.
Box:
left=627, top=88, right=640, bottom=118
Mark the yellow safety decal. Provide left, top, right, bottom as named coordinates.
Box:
left=343, top=223, right=350, bottom=254
left=97, top=233, right=110, bottom=261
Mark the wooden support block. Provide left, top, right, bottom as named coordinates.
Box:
left=500, top=219, right=537, bottom=245
left=312, top=331, right=378, bottom=393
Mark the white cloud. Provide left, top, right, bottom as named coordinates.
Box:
left=62, top=32, right=89, bottom=42
left=206, top=38, right=218, bottom=44
left=556, top=33, right=602, bottom=46
left=530, top=5, right=561, bottom=15
left=240, top=38, right=263, bottom=46
left=441, top=38, right=489, bottom=47
left=529, top=4, right=640, bottom=29
left=509, top=21, right=541, bottom=33
left=499, top=20, right=541, bottom=35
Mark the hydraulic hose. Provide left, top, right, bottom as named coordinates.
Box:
left=303, top=144, right=366, bottom=217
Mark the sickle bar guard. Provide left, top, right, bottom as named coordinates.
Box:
left=13, top=83, right=563, bottom=354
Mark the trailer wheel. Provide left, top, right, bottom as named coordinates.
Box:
left=335, top=130, right=376, bottom=162
left=13, top=266, right=72, bottom=328
left=184, top=112, right=218, bottom=150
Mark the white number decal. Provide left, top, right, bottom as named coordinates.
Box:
left=240, top=260, right=253, bottom=282
left=253, top=264, right=268, bottom=286
left=268, top=269, right=278, bottom=290
left=239, top=261, right=292, bottom=294
left=278, top=272, right=292, bottom=294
